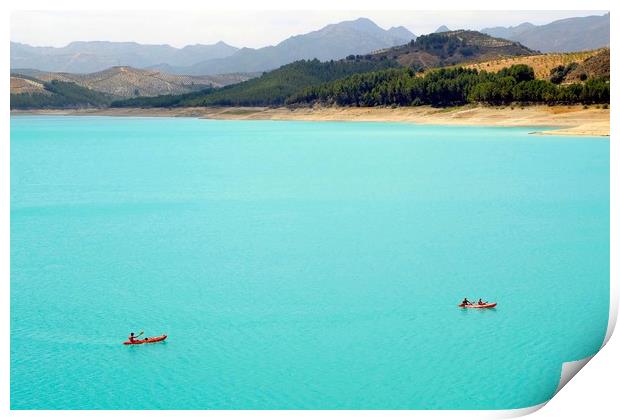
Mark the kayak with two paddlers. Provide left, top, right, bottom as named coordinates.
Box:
left=458, top=298, right=497, bottom=309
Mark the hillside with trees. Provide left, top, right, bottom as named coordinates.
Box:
left=111, top=58, right=398, bottom=108
left=10, top=75, right=48, bottom=95
left=562, top=48, right=610, bottom=83
left=368, top=30, right=535, bottom=70
left=462, top=48, right=609, bottom=83
left=12, top=67, right=252, bottom=98
left=11, top=79, right=112, bottom=109
left=112, top=30, right=537, bottom=109
left=287, top=64, right=609, bottom=107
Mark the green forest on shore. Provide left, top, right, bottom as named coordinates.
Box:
left=109, top=59, right=398, bottom=108
left=108, top=62, right=609, bottom=109
left=10, top=80, right=112, bottom=109
left=287, top=64, right=610, bottom=107
left=11, top=60, right=609, bottom=110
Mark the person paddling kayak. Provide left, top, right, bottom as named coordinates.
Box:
left=461, top=298, right=472, bottom=306
left=123, top=333, right=167, bottom=345
left=478, top=298, right=487, bottom=305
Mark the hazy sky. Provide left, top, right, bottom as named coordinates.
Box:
left=11, top=10, right=608, bottom=49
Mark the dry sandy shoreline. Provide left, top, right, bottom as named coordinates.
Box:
left=12, top=105, right=610, bottom=137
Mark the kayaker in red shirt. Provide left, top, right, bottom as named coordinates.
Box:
left=128, top=331, right=143, bottom=342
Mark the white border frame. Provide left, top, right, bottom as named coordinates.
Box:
left=3, top=1, right=617, bottom=418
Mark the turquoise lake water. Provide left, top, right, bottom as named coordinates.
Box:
left=11, top=116, right=609, bottom=410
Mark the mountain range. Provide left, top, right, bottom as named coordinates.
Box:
left=10, top=41, right=239, bottom=74
left=481, top=13, right=609, bottom=53
left=11, top=18, right=415, bottom=75
left=11, top=14, right=610, bottom=76
left=144, top=18, right=415, bottom=75
left=9, top=12, right=610, bottom=92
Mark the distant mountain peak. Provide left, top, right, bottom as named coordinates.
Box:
left=322, top=16, right=383, bottom=33
left=350, top=17, right=377, bottom=26
left=183, top=41, right=234, bottom=48
left=214, top=40, right=234, bottom=48
left=387, top=26, right=416, bottom=42
left=434, top=25, right=451, bottom=33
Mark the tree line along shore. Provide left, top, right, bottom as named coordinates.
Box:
left=10, top=62, right=610, bottom=110
left=109, top=63, right=609, bottom=109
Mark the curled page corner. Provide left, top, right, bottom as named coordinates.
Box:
left=495, top=402, right=547, bottom=418
left=495, top=354, right=600, bottom=418
left=554, top=356, right=595, bottom=396
left=603, top=294, right=618, bottom=347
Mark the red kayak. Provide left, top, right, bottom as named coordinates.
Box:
left=458, top=303, right=497, bottom=309
left=123, top=334, right=167, bottom=345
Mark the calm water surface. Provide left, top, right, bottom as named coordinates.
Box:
left=10, top=116, right=609, bottom=409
